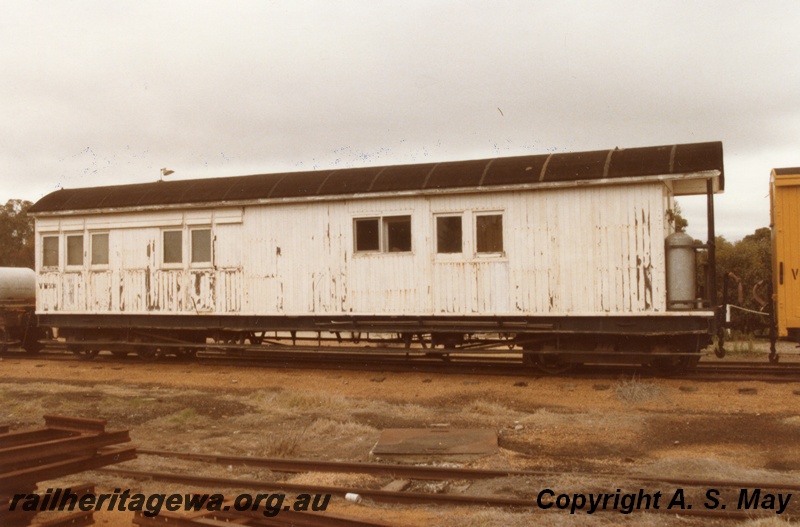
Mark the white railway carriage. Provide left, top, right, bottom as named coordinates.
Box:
left=29, top=141, right=724, bottom=370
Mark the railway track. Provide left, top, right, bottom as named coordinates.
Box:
left=100, top=448, right=800, bottom=521
left=3, top=343, right=800, bottom=381
left=694, top=360, right=800, bottom=378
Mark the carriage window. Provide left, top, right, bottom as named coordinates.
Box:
left=163, top=230, right=183, bottom=264
left=384, top=216, right=411, bottom=252
left=42, top=236, right=59, bottom=268
left=91, top=233, right=109, bottom=265
left=355, top=216, right=412, bottom=253
left=66, top=234, right=84, bottom=266
left=476, top=214, right=503, bottom=253
left=191, top=228, right=212, bottom=263
left=436, top=216, right=462, bottom=253
left=354, top=218, right=380, bottom=252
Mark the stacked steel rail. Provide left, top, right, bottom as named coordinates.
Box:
left=0, top=415, right=135, bottom=527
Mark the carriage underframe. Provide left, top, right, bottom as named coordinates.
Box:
left=42, top=313, right=716, bottom=373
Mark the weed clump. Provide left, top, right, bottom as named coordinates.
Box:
left=614, top=378, right=663, bottom=404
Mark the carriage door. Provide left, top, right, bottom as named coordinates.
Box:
left=432, top=211, right=509, bottom=314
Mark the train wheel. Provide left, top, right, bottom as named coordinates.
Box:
left=522, top=352, right=535, bottom=367
left=24, top=342, right=43, bottom=354
left=177, top=348, right=198, bottom=360
left=137, top=346, right=160, bottom=361
left=652, top=355, right=698, bottom=375
left=650, top=338, right=701, bottom=375
left=215, top=331, right=246, bottom=352
left=23, top=329, right=45, bottom=354
left=534, top=354, right=573, bottom=374
left=521, top=341, right=572, bottom=374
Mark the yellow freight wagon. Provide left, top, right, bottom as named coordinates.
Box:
left=771, top=167, right=800, bottom=340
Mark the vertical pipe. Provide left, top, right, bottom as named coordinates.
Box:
left=715, top=271, right=728, bottom=358
left=768, top=278, right=778, bottom=362
left=721, top=272, right=728, bottom=310
left=707, top=178, right=717, bottom=308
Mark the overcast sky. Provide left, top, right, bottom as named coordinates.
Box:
left=2, top=1, right=798, bottom=240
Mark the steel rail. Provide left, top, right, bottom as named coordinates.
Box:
left=6, top=344, right=800, bottom=381
left=133, top=506, right=397, bottom=527
left=136, top=449, right=536, bottom=481
left=0, top=446, right=137, bottom=492
left=136, top=448, right=800, bottom=492
left=0, top=429, right=130, bottom=471
left=100, top=467, right=796, bottom=521
left=2, top=484, right=96, bottom=527
left=35, top=511, right=95, bottom=527
left=100, top=467, right=535, bottom=508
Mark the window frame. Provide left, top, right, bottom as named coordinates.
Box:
left=65, top=233, right=85, bottom=269
left=353, top=217, right=381, bottom=254
left=161, top=229, right=184, bottom=268
left=90, top=231, right=110, bottom=268
left=382, top=215, right=412, bottom=253
left=353, top=215, right=413, bottom=255
left=190, top=227, right=213, bottom=267
left=474, top=212, right=505, bottom=257
left=435, top=213, right=464, bottom=255
left=41, top=234, right=60, bottom=270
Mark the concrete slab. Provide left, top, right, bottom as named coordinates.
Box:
left=381, top=479, right=411, bottom=492
left=370, top=428, right=497, bottom=463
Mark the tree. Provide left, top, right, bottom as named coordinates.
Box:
left=0, top=199, right=35, bottom=268
left=713, top=227, right=772, bottom=333
left=668, top=201, right=688, bottom=233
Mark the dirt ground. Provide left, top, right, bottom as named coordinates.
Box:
left=3, top=344, right=800, bottom=527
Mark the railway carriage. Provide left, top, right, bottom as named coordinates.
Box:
left=28, top=141, right=725, bottom=371
left=771, top=167, right=800, bottom=344
left=0, top=267, right=45, bottom=353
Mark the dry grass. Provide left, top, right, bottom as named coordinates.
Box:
left=435, top=507, right=670, bottom=527
left=286, top=471, right=383, bottom=488
left=305, top=417, right=376, bottom=438
left=523, top=408, right=645, bottom=435
left=256, top=430, right=305, bottom=457
left=782, top=416, right=800, bottom=427
left=267, top=390, right=358, bottom=413
left=167, top=407, right=197, bottom=425
left=464, top=399, right=514, bottom=417
left=7, top=358, right=800, bottom=527
left=741, top=519, right=800, bottom=527
left=614, top=378, right=664, bottom=404
left=630, top=457, right=796, bottom=486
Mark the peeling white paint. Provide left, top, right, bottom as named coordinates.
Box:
left=35, top=183, right=671, bottom=317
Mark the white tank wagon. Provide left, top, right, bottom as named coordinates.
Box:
left=28, top=141, right=724, bottom=371
left=0, top=266, right=35, bottom=302
left=0, top=267, right=46, bottom=353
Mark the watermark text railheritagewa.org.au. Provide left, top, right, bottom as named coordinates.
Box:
left=9, top=486, right=794, bottom=517
left=8, top=488, right=330, bottom=518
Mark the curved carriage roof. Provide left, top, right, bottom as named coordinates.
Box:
left=30, top=141, right=723, bottom=214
